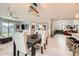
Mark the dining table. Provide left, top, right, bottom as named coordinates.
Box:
left=27, top=34, right=41, bottom=56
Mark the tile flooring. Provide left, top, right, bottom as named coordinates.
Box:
left=0, top=41, right=13, bottom=56
left=36, top=34, right=72, bottom=56
left=0, top=34, right=73, bottom=56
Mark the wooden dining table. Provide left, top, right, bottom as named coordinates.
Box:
left=27, top=34, right=41, bottom=56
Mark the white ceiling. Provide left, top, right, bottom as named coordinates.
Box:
left=40, top=3, right=79, bottom=20
left=0, top=3, right=79, bottom=22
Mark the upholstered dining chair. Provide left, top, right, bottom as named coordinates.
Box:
left=13, top=31, right=31, bottom=56
left=67, top=34, right=79, bottom=56
left=45, top=30, right=48, bottom=45
left=36, top=30, right=46, bottom=53
left=40, top=30, right=47, bottom=54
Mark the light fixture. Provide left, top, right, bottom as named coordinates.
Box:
left=28, top=3, right=39, bottom=16
left=33, top=3, right=37, bottom=6
left=75, top=14, right=79, bottom=19
left=74, top=3, right=79, bottom=19
left=6, top=7, right=20, bottom=19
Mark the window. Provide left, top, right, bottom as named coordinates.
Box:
left=2, top=22, right=9, bottom=37
left=1, top=21, right=15, bottom=37
left=0, top=23, right=2, bottom=36
left=8, top=22, right=15, bottom=36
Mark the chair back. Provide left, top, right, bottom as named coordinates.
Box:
left=13, top=32, right=27, bottom=54
left=41, top=30, right=46, bottom=46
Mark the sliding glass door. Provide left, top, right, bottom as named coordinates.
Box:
left=1, top=21, right=15, bottom=37
left=2, top=22, right=9, bottom=37
left=0, top=23, right=2, bottom=36
left=8, top=22, right=15, bottom=36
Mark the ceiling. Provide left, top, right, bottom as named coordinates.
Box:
left=40, top=3, right=79, bottom=20
left=0, top=3, right=79, bottom=22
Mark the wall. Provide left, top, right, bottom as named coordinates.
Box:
left=0, top=23, right=2, bottom=36
left=73, top=20, right=79, bottom=33
left=21, top=19, right=49, bottom=35
left=52, top=20, right=73, bottom=30
left=52, top=20, right=79, bottom=33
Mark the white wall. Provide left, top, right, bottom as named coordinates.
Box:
left=0, top=22, right=2, bottom=36
left=21, top=19, right=49, bottom=35
left=52, top=20, right=79, bottom=34
left=73, top=20, right=79, bottom=33
left=53, top=20, right=73, bottom=30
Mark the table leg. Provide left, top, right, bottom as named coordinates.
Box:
left=46, top=39, right=48, bottom=45
left=31, top=45, right=36, bottom=56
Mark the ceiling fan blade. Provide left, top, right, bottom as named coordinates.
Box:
left=8, top=12, right=20, bottom=19
left=12, top=16, right=20, bottom=19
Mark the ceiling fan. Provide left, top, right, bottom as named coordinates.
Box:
left=28, top=3, right=39, bottom=16
left=6, top=7, right=20, bottom=19
left=9, top=12, right=20, bottom=19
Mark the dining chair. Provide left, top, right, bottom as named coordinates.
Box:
left=39, top=30, right=47, bottom=54
left=67, top=34, right=79, bottom=56
left=13, top=31, right=31, bottom=56
left=34, top=30, right=46, bottom=54
left=45, top=31, right=48, bottom=45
